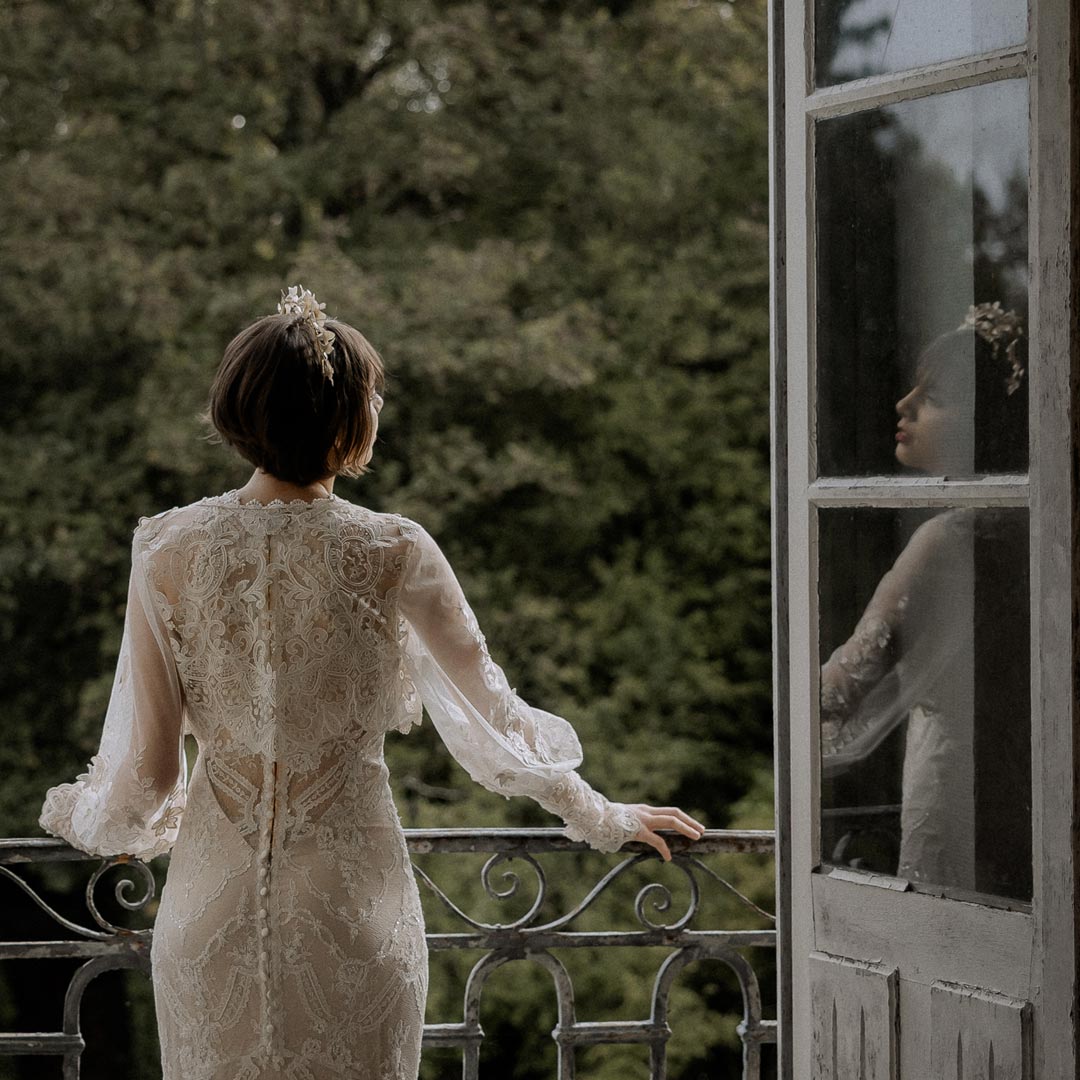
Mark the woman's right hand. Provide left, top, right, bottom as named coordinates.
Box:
left=628, top=804, right=707, bottom=862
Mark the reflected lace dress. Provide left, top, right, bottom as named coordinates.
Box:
left=819, top=508, right=978, bottom=888
left=38, top=490, right=641, bottom=1079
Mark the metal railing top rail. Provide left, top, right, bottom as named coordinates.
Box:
left=0, top=826, right=776, bottom=861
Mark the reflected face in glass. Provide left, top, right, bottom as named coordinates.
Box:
left=893, top=337, right=984, bottom=475
left=894, top=369, right=968, bottom=475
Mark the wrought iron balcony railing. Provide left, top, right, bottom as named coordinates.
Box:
left=0, top=828, right=776, bottom=1079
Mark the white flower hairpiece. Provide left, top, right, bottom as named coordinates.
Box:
left=957, top=300, right=1025, bottom=396
left=277, top=284, right=337, bottom=385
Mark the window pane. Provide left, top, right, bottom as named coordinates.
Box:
left=816, top=0, right=1026, bottom=87
left=818, top=506, right=1031, bottom=902
left=815, top=78, right=1029, bottom=478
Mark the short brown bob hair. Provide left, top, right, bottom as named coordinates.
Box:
left=203, top=314, right=386, bottom=487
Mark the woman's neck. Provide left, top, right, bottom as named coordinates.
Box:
left=236, top=469, right=335, bottom=503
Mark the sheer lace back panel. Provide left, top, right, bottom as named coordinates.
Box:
left=140, top=492, right=423, bottom=847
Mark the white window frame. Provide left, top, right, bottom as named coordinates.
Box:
left=768, top=0, right=1080, bottom=1072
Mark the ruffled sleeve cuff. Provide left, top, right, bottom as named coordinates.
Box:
left=39, top=768, right=187, bottom=862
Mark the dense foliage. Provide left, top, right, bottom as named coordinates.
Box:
left=0, top=1, right=773, bottom=1076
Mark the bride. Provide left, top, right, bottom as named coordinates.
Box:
left=39, top=285, right=706, bottom=1079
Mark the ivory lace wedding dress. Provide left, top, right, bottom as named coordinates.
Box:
left=38, top=489, right=641, bottom=1079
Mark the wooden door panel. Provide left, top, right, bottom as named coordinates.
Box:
left=809, top=952, right=898, bottom=1079
left=811, top=874, right=1033, bottom=1000
left=929, top=983, right=1032, bottom=1080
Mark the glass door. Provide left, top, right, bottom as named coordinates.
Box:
left=771, top=0, right=1079, bottom=1071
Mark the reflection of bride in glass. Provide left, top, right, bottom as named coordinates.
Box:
left=819, top=302, right=1030, bottom=898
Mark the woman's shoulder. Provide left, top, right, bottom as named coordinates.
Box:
left=323, top=495, right=424, bottom=539
left=132, top=498, right=212, bottom=544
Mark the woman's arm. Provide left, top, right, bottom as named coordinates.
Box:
left=38, top=525, right=188, bottom=859
left=396, top=521, right=703, bottom=857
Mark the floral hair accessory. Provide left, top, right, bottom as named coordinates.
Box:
left=957, top=300, right=1025, bottom=396
left=277, top=284, right=337, bottom=385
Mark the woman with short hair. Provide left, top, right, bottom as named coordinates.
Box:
left=39, top=285, right=706, bottom=1079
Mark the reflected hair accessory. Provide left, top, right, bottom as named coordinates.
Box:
left=277, top=284, right=337, bottom=386
left=958, top=300, right=1025, bottom=396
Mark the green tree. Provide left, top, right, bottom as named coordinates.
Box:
left=0, top=2, right=772, bottom=1077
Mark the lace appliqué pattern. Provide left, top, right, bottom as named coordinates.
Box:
left=820, top=608, right=903, bottom=755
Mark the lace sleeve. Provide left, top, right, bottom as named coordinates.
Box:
left=820, top=512, right=962, bottom=774
left=820, top=608, right=903, bottom=769
left=396, top=522, right=641, bottom=854
left=38, top=525, right=188, bottom=860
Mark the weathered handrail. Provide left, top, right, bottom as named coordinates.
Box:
left=0, top=829, right=777, bottom=1079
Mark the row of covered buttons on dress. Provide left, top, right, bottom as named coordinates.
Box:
left=259, top=761, right=284, bottom=1070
